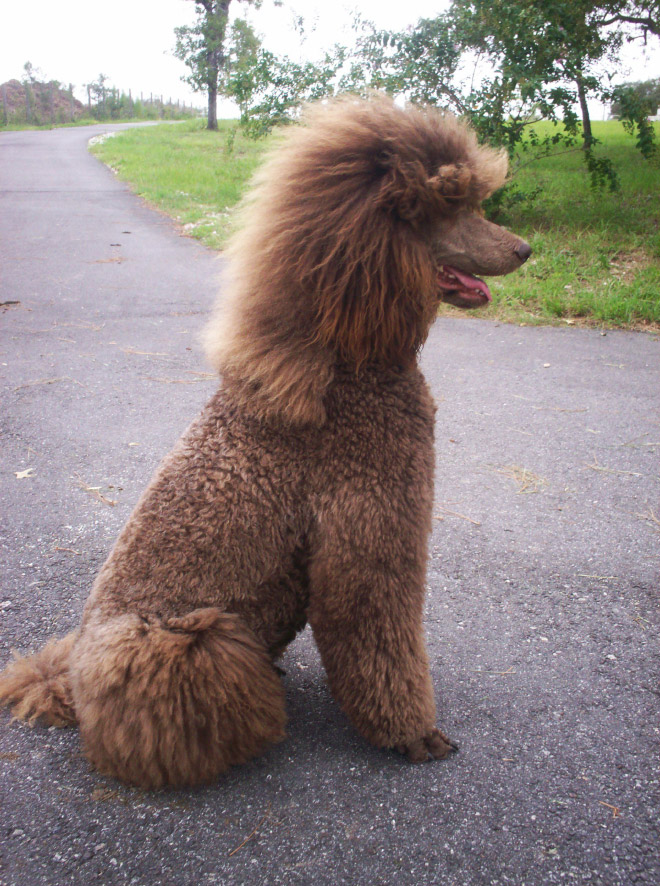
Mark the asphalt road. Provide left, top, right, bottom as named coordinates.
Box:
left=0, top=124, right=658, bottom=886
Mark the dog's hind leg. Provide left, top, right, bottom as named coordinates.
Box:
left=0, top=632, right=78, bottom=726
left=70, top=607, right=286, bottom=788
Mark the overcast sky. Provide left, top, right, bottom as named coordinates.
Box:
left=0, top=0, right=449, bottom=111
left=1, top=0, right=657, bottom=116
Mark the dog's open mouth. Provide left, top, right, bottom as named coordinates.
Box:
left=437, top=265, right=492, bottom=309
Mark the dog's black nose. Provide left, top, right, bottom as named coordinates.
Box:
left=516, top=241, right=532, bottom=262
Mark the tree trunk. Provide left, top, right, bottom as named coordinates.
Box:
left=203, top=0, right=231, bottom=131
left=206, top=34, right=221, bottom=130
left=207, top=79, right=218, bottom=130
left=576, top=72, right=593, bottom=148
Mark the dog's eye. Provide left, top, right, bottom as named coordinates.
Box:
left=374, top=150, right=394, bottom=172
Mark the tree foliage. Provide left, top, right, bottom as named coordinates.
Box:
left=610, top=78, right=660, bottom=157
left=337, top=17, right=463, bottom=106
left=227, top=48, right=342, bottom=137
left=219, top=15, right=340, bottom=137
left=456, top=1, right=658, bottom=178
left=611, top=77, right=660, bottom=116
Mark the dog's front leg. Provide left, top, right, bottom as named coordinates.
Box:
left=307, top=493, right=456, bottom=762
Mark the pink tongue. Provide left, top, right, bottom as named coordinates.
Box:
left=444, top=265, right=492, bottom=301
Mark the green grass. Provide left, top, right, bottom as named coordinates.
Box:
left=1, top=114, right=202, bottom=132
left=1, top=118, right=101, bottom=131
left=2, top=117, right=154, bottom=131
left=90, top=119, right=270, bottom=250
left=90, top=117, right=660, bottom=328
left=481, top=120, right=660, bottom=328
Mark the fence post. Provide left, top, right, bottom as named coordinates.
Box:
left=50, top=81, right=55, bottom=126
left=69, top=84, right=74, bottom=121
left=1, top=85, right=7, bottom=126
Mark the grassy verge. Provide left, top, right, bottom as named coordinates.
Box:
left=91, top=119, right=270, bottom=251
left=485, top=121, right=660, bottom=328
left=90, top=118, right=660, bottom=328
left=1, top=115, right=202, bottom=132
left=1, top=118, right=154, bottom=131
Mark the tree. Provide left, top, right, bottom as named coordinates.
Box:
left=611, top=77, right=660, bottom=116
left=610, top=77, right=660, bottom=157
left=220, top=14, right=345, bottom=137
left=22, top=61, right=41, bottom=123
left=337, top=16, right=463, bottom=108
left=174, top=0, right=262, bottom=130
left=452, top=2, right=602, bottom=147
left=85, top=74, right=110, bottom=120
left=229, top=49, right=344, bottom=137
left=222, top=17, right=263, bottom=123
left=452, top=2, right=659, bottom=144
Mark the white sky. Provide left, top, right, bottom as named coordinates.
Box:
left=1, top=0, right=658, bottom=117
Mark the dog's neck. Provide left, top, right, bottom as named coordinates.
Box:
left=204, top=288, right=336, bottom=426
left=203, top=254, right=428, bottom=426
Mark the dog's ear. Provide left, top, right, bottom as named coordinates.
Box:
left=377, top=156, right=473, bottom=224
left=429, top=163, right=474, bottom=204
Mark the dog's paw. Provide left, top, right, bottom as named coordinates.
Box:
left=395, top=727, right=458, bottom=763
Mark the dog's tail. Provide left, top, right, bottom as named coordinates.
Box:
left=70, top=607, right=286, bottom=789
left=0, top=632, right=78, bottom=727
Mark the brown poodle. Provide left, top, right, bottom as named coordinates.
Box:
left=0, top=97, right=530, bottom=788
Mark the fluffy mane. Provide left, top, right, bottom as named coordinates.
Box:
left=204, top=96, right=508, bottom=425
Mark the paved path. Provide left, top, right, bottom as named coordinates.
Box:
left=1, top=125, right=658, bottom=886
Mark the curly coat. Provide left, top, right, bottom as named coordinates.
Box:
left=1, top=98, right=515, bottom=788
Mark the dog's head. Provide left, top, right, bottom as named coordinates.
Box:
left=372, top=128, right=531, bottom=312
left=250, top=97, right=529, bottom=365
left=208, top=97, right=530, bottom=423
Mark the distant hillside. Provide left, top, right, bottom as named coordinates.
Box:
left=1, top=76, right=201, bottom=127
left=1, top=79, right=85, bottom=124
